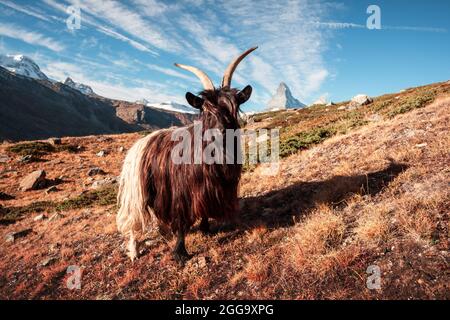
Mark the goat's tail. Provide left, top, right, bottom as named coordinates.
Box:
left=116, top=131, right=159, bottom=239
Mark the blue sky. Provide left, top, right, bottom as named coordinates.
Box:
left=0, top=0, right=449, bottom=112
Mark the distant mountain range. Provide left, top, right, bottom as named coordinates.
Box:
left=136, top=99, right=198, bottom=114
left=0, top=54, right=195, bottom=141
left=64, top=77, right=95, bottom=95
left=266, top=82, right=306, bottom=111
left=0, top=54, right=49, bottom=81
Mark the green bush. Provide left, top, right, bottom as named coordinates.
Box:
left=6, top=141, right=80, bottom=156
left=280, top=128, right=335, bottom=158
left=0, top=185, right=118, bottom=224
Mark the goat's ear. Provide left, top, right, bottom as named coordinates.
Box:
left=237, top=85, right=252, bottom=104
left=186, top=92, right=204, bottom=109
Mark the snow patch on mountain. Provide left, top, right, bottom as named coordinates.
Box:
left=0, top=54, right=48, bottom=80
left=266, top=82, right=305, bottom=110
left=137, top=100, right=198, bottom=114
left=64, top=77, right=95, bottom=95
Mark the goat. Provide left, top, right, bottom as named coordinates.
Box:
left=117, top=47, right=257, bottom=262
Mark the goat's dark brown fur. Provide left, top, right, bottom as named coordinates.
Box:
left=118, top=87, right=252, bottom=261
left=117, top=47, right=256, bottom=261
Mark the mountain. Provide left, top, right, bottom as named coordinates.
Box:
left=64, top=77, right=95, bottom=95
left=266, top=82, right=306, bottom=111
left=0, top=66, right=194, bottom=141
left=0, top=54, right=48, bottom=81
left=114, top=100, right=196, bottom=130
left=147, top=101, right=198, bottom=114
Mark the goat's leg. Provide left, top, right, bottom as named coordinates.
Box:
left=199, top=217, right=210, bottom=234
left=127, top=231, right=139, bottom=261
left=173, top=229, right=190, bottom=263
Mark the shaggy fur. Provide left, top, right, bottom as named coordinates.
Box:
left=117, top=87, right=249, bottom=261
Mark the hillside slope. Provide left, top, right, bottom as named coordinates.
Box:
left=0, top=82, right=448, bottom=299
left=0, top=67, right=195, bottom=141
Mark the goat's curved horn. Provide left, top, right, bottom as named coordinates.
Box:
left=222, top=46, right=258, bottom=88
left=174, top=63, right=214, bottom=90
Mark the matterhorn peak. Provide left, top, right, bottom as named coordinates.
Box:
left=266, top=82, right=306, bottom=111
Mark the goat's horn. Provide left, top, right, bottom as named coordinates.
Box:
left=174, top=63, right=214, bottom=90
left=222, top=46, right=258, bottom=88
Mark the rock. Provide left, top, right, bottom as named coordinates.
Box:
left=87, top=167, right=106, bottom=176
left=48, top=212, right=64, bottom=222
left=118, top=146, right=125, bottom=153
left=0, top=154, right=9, bottom=163
left=0, top=191, right=14, bottom=200
left=346, top=101, right=361, bottom=110
left=415, top=143, right=428, bottom=148
left=197, top=256, right=207, bottom=269
left=18, top=155, right=38, bottom=163
left=34, top=214, right=46, bottom=221
left=91, top=176, right=118, bottom=189
left=351, top=94, right=373, bottom=106
left=337, top=106, right=346, bottom=111
left=41, top=257, right=57, bottom=267
left=48, top=137, right=61, bottom=145
left=45, top=186, right=58, bottom=194
left=19, top=170, right=47, bottom=191
left=96, top=150, right=107, bottom=157
left=5, top=228, right=32, bottom=242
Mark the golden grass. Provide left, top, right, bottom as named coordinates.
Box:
left=0, top=83, right=449, bottom=299
left=284, top=205, right=345, bottom=272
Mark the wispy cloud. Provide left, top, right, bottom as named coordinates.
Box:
left=42, top=0, right=157, bottom=54
left=0, top=23, right=65, bottom=52
left=70, top=0, right=180, bottom=53
left=42, top=60, right=183, bottom=103
left=0, top=0, right=53, bottom=22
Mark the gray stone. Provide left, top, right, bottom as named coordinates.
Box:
left=5, top=228, right=32, bottom=242
left=87, top=167, right=106, bottom=176
left=18, top=155, right=37, bottom=163
left=351, top=94, right=373, bottom=106
left=96, top=150, right=107, bottom=157
left=346, top=101, right=361, bottom=110
left=48, top=137, right=62, bottom=145
left=34, top=214, right=46, bottom=221
left=19, top=170, right=46, bottom=191
left=41, top=257, right=57, bottom=267
left=91, top=176, right=118, bottom=189
left=45, top=186, right=58, bottom=194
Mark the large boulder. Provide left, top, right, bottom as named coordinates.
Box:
left=351, top=94, right=373, bottom=106
left=19, top=170, right=46, bottom=191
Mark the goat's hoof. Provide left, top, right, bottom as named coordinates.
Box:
left=173, top=252, right=191, bottom=265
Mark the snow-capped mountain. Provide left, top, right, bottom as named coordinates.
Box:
left=0, top=54, right=48, bottom=80
left=64, top=77, right=95, bottom=95
left=142, top=101, right=198, bottom=114
left=266, top=82, right=306, bottom=111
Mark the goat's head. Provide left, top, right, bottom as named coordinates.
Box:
left=175, top=47, right=257, bottom=125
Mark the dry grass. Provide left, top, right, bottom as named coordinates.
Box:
left=0, top=82, right=449, bottom=299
